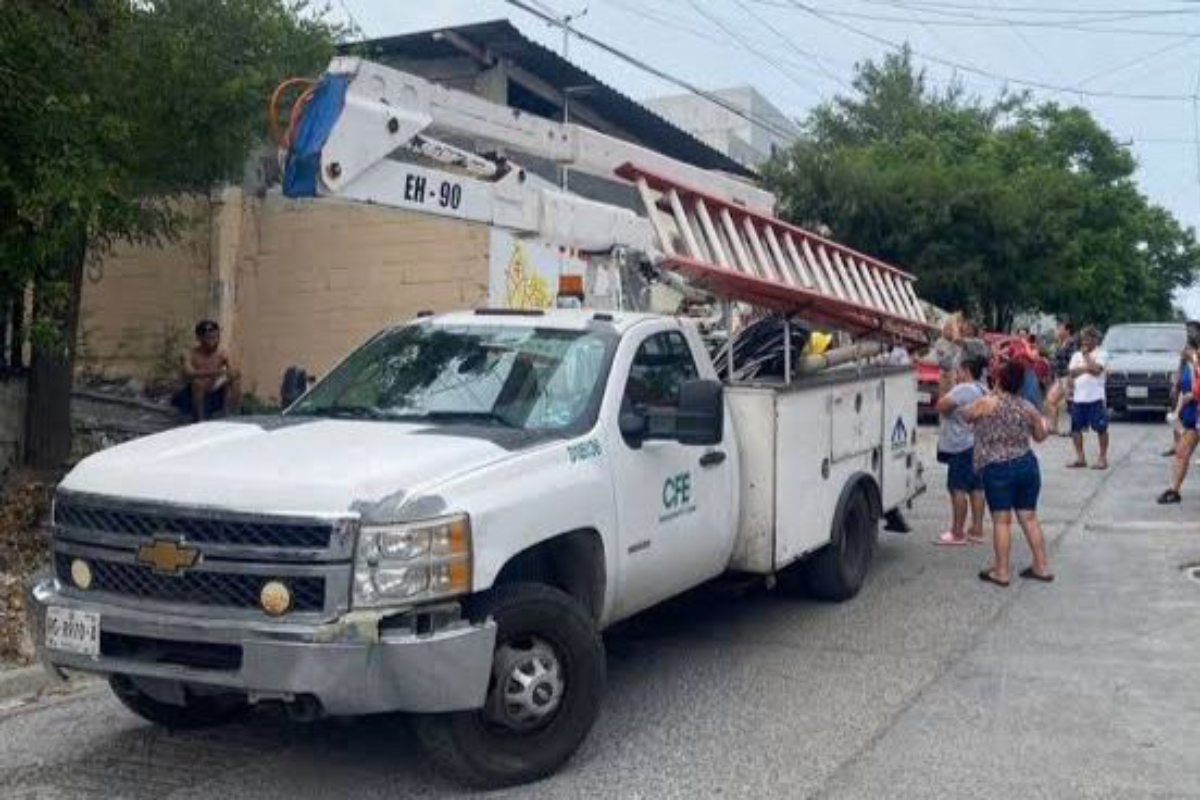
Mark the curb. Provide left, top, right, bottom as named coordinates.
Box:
left=0, top=663, right=95, bottom=703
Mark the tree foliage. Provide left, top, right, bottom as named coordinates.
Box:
left=0, top=0, right=340, bottom=344
left=0, top=0, right=342, bottom=465
left=763, top=49, right=1200, bottom=330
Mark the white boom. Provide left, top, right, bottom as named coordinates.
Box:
left=280, top=57, right=931, bottom=347
left=282, top=57, right=772, bottom=255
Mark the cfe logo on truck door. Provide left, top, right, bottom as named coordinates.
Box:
left=659, top=471, right=697, bottom=523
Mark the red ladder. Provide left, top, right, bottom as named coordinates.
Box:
left=617, top=163, right=932, bottom=348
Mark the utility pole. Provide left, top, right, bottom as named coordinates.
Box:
left=551, top=5, right=588, bottom=190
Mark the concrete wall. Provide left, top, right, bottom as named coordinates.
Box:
left=78, top=190, right=489, bottom=402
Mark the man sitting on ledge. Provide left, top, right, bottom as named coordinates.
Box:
left=171, top=319, right=241, bottom=422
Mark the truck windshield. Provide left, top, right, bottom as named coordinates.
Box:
left=288, top=322, right=616, bottom=434
left=1101, top=326, right=1185, bottom=353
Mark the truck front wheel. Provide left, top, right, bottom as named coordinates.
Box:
left=413, top=583, right=605, bottom=789
left=108, top=676, right=249, bottom=730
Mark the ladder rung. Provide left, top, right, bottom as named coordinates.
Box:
left=635, top=178, right=677, bottom=259
left=693, top=200, right=729, bottom=269
left=666, top=190, right=702, bottom=262
left=720, top=207, right=756, bottom=277
left=764, top=227, right=800, bottom=287
left=835, top=252, right=869, bottom=307
left=799, top=238, right=833, bottom=296
left=743, top=218, right=779, bottom=282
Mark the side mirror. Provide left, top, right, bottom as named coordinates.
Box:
left=675, top=379, right=724, bottom=446
left=619, top=409, right=647, bottom=449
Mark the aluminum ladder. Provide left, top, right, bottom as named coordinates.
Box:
left=617, top=163, right=932, bottom=348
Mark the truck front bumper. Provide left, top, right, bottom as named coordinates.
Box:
left=27, top=575, right=497, bottom=716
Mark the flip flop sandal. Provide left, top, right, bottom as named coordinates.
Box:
left=978, top=570, right=1009, bottom=588
left=967, top=535, right=987, bottom=545
left=1066, top=461, right=1088, bottom=469
left=1157, top=489, right=1182, bottom=505
left=1019, top=567, right=1055, bottom=583
left=1091, top=463, right=1109, bottom=471
left=935, top=531, right=968, bottom=546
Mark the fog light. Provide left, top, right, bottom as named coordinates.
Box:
left=260, top=580, right=292, bottom=616
left=70, top=558, right=92, bottom=590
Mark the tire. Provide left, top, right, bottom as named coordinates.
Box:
left=780, top=484, right=878, bottom=602
left=108, top=675, right=249, bottom=730
left=413, top=583, right=605, bottom=789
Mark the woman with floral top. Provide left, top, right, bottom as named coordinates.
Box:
left=964, top=360, right=1054, bottom=586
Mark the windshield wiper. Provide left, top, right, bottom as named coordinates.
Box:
left=296, top=404, right=387, bottom=421
left=421, top=410, right=520, bottom=428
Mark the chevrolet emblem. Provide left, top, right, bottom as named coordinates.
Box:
left=137, top=538, right=200, bottom=575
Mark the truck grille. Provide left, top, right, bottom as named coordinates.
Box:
left=54, top=553, right=326, bottom=613
left=55, top=496, right=334, bottom=550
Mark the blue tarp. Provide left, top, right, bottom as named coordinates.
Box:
left=282, top=74, right=351, bottom=198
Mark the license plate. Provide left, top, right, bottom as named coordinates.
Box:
left=917, top=392, right=932, bottom=405
left=45, top=607, right=100, bottom=657
left=1127, top=386, right=1149, bottom=399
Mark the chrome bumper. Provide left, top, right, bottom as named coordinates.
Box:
left=27, top=575, right=496, bottom=715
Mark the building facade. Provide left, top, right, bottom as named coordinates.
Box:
left=645, top=86, right=799, bottom=170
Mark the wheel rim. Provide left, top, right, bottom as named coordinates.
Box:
left=483, top=635, right=565, bottom=733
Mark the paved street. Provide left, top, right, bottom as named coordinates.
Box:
left=2, top=421, right=1198, bottom=799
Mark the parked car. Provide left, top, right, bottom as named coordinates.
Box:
left=1103, top=322, right=1186, bottom=415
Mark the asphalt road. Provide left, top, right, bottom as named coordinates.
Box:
left=3, top=421, right=1199, bottom=799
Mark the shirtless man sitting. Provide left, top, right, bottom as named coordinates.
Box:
left=171, top=319, right=241, bottom=422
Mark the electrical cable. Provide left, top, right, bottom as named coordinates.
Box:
left=781, top=0, right=1200, bottom=101
left=503, top=0, right=800, bottom=139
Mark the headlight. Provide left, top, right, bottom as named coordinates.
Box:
left=353, top=514, right=472, bottom=608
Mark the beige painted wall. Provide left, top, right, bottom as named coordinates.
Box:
left=79, top=190, right=489, bottom=401
left=235, top=196, right=488, bottom=399
left=78, top=200, right=211, bottom=383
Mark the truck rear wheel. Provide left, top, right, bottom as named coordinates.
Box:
left=413, top=583, right=605, bottom=789
left=781, top=484, right=878, bottom=602
left=108, top=676, right=249, bottom=730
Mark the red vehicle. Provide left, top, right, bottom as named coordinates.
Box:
left=917, top=333, right=1050, bottom=423
left=917, top=359, right=940, bottom=422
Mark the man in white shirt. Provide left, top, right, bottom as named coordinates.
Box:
left=1068, top=326, right=1109, bottom=469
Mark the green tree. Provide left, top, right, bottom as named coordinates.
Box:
left=0, top=0, right=341, bottom=467
left=763, top=48, right=1200, bottom=332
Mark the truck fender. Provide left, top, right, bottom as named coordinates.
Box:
left=481, top=529, right=608, bottom=624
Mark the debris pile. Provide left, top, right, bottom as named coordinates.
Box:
left=0, top=474, right=54, bottom=665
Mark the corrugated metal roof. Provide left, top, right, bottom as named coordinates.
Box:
left=341, top=19, right=756, bottom=179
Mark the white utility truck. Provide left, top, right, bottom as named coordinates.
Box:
left=29, top=58, right=930, bottom=788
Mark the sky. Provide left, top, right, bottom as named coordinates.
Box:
left=339, top=0, right=1200, bottom=316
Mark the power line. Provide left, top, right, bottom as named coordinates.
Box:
left=781, top=0, right=1200, bottom=101
left=741, top=0, right=1200, bottom=36
left=609, top=0, right=853, bottom=89
left=503, top=0, right=800, bottom=140
left=728, top=0, right=853, bottom=91
left=684, top=0, right=824, bottom=99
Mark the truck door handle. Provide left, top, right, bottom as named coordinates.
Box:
left=700, top=451, right=727, bottom=468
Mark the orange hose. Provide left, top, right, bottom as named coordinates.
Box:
left=268, top=78, right=316, bottom=149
